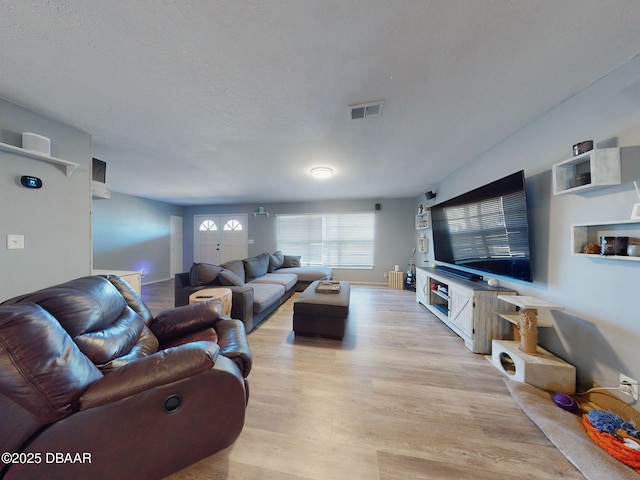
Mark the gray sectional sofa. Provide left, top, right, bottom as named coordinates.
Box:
left=175, top=251, right=332, bottom=332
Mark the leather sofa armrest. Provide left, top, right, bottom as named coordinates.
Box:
left=80, top=341, right=219, bottom=410
left=175, top=272, right=200, bottom=306
left=227, top=286, right=254, bottom=332
left=214, top=318, right=252, bottom=378
left=175, top=272, right=190, bottom=289
left=150, top=301, right=220, bottom=340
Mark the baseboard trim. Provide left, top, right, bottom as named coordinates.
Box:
left=142, top=277, right=172, bottom=286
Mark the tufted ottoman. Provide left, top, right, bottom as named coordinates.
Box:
left=293, top=281, right=350, bottom=339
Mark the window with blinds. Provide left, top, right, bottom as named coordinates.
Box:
left=276, top=213, right=375, bottom=268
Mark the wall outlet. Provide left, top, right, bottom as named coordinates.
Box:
left=619, top=373, right=639, bottom=401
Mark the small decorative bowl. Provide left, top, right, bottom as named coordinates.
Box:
left=627, top=245, right=640, bottom=257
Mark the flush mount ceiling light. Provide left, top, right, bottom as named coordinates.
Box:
left=310, top=167, right=334, bottom=179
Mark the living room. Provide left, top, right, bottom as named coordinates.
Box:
left=2, top=2, right=640, bottom=478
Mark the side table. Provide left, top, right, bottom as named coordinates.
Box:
left=189, top=288, right=232, bottom=317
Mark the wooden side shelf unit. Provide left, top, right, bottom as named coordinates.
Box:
left=416, top=267, right=516, bottom=354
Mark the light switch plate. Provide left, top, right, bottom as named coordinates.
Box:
left=7, top=234, right=24, bottom=249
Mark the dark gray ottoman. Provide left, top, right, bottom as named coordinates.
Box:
left=293, top=281, right=350, bottom=339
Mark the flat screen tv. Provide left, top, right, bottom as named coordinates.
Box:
left=431, top=170, right=533, bottom=282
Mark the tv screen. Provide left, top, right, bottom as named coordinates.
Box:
left=431, top=170, right=533, bottom=282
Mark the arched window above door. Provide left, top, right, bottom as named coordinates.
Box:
left=199, top=220, right=218, bottom=231
left=223, top=219, right=243, bottom=231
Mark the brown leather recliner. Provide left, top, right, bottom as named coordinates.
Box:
left=0, top=275, right=251, bottom=480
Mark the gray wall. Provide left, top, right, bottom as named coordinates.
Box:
left=92, top=191, right=184, bottom=284
left=0, top=98, right=92, bottom=300
left=183, top=198, right=416, bottom=284
left=417, top=53, right=640, bottom=399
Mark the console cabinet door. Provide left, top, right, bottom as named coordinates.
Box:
left=448, top=286, right=473, bottom=338
left=416, top=268, right=428, bottom=306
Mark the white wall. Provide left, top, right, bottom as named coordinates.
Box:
left=92, top=192, right=184, bottom=284
left=418, top=54, right=640, bottom=401
left=0, top=98, right=92, bottom=299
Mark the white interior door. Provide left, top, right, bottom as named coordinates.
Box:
left=194, top=214, right=247, bottom=264
left=170, top=215, right=183, bottom=276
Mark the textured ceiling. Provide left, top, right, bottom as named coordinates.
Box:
left=1, top=1, right=640, bottom=205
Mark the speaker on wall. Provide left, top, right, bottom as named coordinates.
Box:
left=425, top=191, right=436, bottom=200
left=92, top=158, right=106, bottom=183
left=375, top=203, right=381, bottom=211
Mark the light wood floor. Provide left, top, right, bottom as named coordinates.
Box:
left=142, top=281, right=583, bottom=480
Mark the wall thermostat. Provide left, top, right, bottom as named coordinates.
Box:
left=20, top=176, right=43, bottom=189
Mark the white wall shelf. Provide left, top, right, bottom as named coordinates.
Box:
left=571, top=219, right=640, bottom=261
left=415, top=209, right=431, bottom=229
left=0, top=141, right=79, bottom=176
left=552, top=147, right=621, bottom=195
left=92, top=180, right=111, bottom=199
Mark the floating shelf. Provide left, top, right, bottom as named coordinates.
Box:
left=92, top=181, right=111, bottom=199
left=415, top=209, right=431, bottom=229
left=552, top=147, right=620, bottom=195
left=571, top=219, right=640, bottom=262
left=0, top=141, right=79, bottom=176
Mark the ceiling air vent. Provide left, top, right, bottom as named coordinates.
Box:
left=349, top=101, right=384, bottom=120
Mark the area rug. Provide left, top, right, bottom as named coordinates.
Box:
left=504, top=379, right=638, bottom=479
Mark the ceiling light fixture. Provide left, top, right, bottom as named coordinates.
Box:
left=310, top=167, right=334, bottom=179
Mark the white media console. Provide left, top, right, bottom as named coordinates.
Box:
left=416, top=267, right=516, bottom=354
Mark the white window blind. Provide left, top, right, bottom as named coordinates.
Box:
left=277, top=213, right=375, bottom=268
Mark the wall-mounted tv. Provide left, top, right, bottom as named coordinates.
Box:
left=431, top=170, right=533, bottom=282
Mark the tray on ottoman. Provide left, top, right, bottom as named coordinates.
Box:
left=293, top=281, right=350, bottom=339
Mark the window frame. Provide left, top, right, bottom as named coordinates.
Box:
left=276, top=212, right=375, bottom=269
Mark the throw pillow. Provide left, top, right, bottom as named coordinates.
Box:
left=282, top=255, right=301, bottom=268
left=244, top=253, right=269, bottom=279
left=220, top=259, right=245, bottom=284
left=218, top=269, right=244, bottom=286
left=268, top=250, right=285, bottom=272
left=189, top=263, right=223, bottom=286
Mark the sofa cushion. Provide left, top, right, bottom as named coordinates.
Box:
left=190, top=263, right=222, bottom=287
left=273, top=266, right=333, bottom=282
left=218, top=268, right=245, bottom=286
left=283, top=255, right=301, bottom=268
left=250, top=283, right=285, bottom=313
left=221, top=259, right=245, bottom=284
left=268, top=251, right=285, bottom=272
left=249, top=273, right=298, bottom=291
left=243, top=253, right=270, bottom=280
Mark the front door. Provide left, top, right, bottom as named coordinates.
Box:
left=194, top=214, right=247, bottom=264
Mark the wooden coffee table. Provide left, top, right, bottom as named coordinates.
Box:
left=189, top=287, right=232, bottom=317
